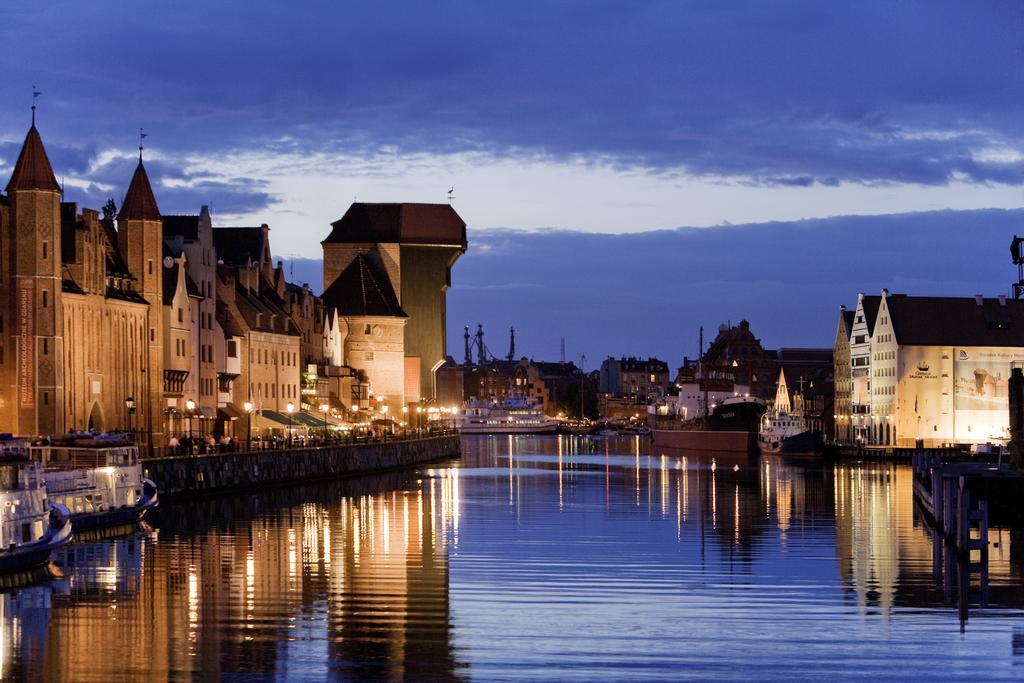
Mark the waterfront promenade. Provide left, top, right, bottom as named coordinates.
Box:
left=141, top=430, right=460, bottom=498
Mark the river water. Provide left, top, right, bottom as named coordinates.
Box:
left=1, top=435, right=1023, bottom=681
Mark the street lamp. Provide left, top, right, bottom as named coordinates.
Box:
left=185, top=398, right=196, bottom=440
left=286, top=402, right=295, bottom=446
left=125, top=396, right=136, bottom=439
left=244, top=401, right=254, bottom=451
left=319, top=402, right=330, bottom=439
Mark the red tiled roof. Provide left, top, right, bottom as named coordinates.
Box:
left=322, top=203, right=466, bottom=247
left=5, top=125, right=60, bottom=193
left=118, top=161, right=161, bottom=221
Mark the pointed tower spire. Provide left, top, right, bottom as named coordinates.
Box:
left=117, top=159, right=161, bottom=221
left=5, top=122, right=60, bottom=193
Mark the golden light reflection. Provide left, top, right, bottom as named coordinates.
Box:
left=660, top=455, right=669, bottom=518
left=187, top=564, right=199, bottom=646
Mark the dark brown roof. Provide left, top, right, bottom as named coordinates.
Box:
left=213, top=227, right=269, bottom=266
left=163, top=215, right=200, bottom=240
left=6, top=125, right=60, bottom=193
left=322, top=254, right=406, bottom=317
left=842, top=309, right=856, bottom=337
left=887, top=295, right=1024, bottom=346
left=118, top=161, right=161, bottom=221
left=861, top=295, right=882, bottom=335
left=323, top=203, right=466, bottom=247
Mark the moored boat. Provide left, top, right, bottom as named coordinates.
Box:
left=758, top=411, right=821, bottom=458
left=0, top=457, right=73, bottom=577
left=33, top=443, right=158, bottom=531
left=457, top=394, right=561, bottom=434
left=650, top=396, right=767, bottom=456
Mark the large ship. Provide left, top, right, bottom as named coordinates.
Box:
left=457, top=395, right=561, bottom=434
left=0, top=456, right=73, bottom=577
left=650, top=395, right=767, bottom=456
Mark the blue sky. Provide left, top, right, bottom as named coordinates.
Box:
left=2, top=2, right=1023, bottom=362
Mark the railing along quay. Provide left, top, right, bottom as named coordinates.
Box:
left=146, top=428, right=459, bottom=460
left=140, top=430, right=461, bottom=498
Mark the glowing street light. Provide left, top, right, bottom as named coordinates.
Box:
left=185, top=398, right=196, bottom=439
left=244, top=401, right=254, bottom=451
left=286, top=402, right=296, bottom=446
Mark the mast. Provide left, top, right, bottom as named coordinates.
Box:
left=700, top=326, right=708, bottom=418
left=579, top=354, right=587, bottom=419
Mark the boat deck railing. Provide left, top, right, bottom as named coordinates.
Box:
left=25, top=445, right=139, bottom=471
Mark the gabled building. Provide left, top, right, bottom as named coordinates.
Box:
left=834, top=289, right=1024, bottom=447
left=321, top=203, right=466, bottom=405
left=0, top=120, right=167, bottom=445
left=833, top=306, right=856, bottom=443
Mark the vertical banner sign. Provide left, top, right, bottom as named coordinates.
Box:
left=18, top=278, right=34, bottom=407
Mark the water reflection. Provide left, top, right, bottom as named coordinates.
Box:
left=0, top=467, right=463, bottom=681
left=1, top=437, right=1023, bottom=678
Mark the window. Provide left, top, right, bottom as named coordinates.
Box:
left=42, top=291, right=47, bottom=308
left=148, top=260, right=153, bottom=276
left=364, top=324, right=372, bottom=335
left=42, top=339, right=47, bottom=355
left=365, top=351, right=374, bottom=361
left=178, top=308, right=183, bottom=323
left=42, top=242, right=47, bottom=259
left=227, top=341, right=237, bottom=358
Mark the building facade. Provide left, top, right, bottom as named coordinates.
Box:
left=834, top=289, right=1024, bottom=447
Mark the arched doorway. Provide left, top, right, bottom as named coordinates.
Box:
left=87, top=402, right=104, bottom=432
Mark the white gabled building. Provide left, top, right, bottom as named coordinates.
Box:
left=835, top=289, right=1024, bottom=447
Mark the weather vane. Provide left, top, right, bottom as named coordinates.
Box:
left=139, top=127, right=148, bottom=161
left=447, top=186, right=455, bottom=203
left=31, top=86, right=40, bottom=126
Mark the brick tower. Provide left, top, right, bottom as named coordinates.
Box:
left=117, top=158, right=165, bottom=447
left=4, top=120, right=65, bottom=436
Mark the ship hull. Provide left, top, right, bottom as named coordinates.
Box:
left=759, top=431, right=821, bottom=458
left=459, top=423, right=560, bottom=435
left=651, top=429, right=758, bottom=456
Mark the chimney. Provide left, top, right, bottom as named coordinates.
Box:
left=975, top=294, right=984, bottom=306
left=999, top=294, right=1007, bottom=307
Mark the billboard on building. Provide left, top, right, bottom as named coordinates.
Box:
left=953, top=347, right=1024, bottom=442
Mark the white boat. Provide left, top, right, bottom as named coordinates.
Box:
left=758, top=411, right=819, bottom=457
left=457, top=395, right=560, bottom=434
left=34, top=444, right=158, bottom=531
left=1, top=439, right=159, bottom=531
left=0, top=456, right=72, bottom=575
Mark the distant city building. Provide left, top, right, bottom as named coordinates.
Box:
left=599, top=356, right=670, bottom=401
left=834, top=289, right=1024, bottom=447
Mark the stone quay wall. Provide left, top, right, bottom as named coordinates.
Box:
left=141, top=434, right=460, bottom=499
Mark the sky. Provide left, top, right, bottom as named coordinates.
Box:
left=2, top=1, right=1023, bottom=363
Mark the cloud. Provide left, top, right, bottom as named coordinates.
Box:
left=0, top=1, right=1021, bottom=188
left=444, top=209, right=1024, bottom=364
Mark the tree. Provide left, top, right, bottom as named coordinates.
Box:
left=101, top=198, right=117, bottom=222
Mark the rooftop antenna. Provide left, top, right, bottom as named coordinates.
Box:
left=1011, top=235, right=1024, bottom=299
left=447, top=186, right=455, bottom=203
left=560, top=338, right=566, bottom=364
left=31, top=86, right=40, bottom=126
left=139, top=128, right=147, bottom=162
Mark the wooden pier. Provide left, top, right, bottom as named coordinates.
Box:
left=911, top=452, right=1024, bottom=556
